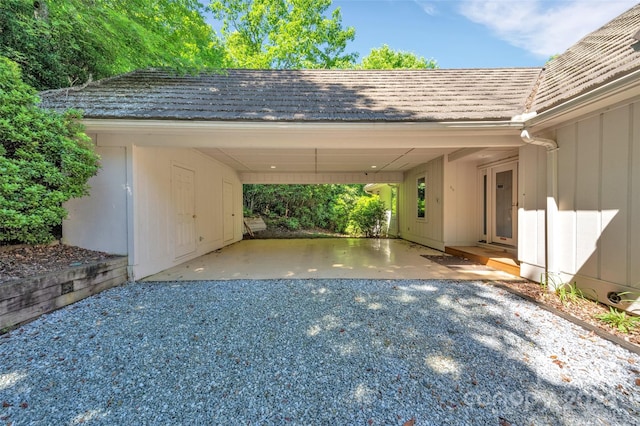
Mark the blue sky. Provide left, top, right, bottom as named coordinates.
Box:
left=206, top=1, right=639, bottom=68
left=334, top=0, right=638, bottom=68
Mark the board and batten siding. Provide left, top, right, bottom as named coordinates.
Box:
left=399, top=156, right=444, bottom=250
left=518, top=143, right=548, bottom=281
left=532, top=102, right=640, bottom=310
left=132, top=146, right=243, bottom=279
left=442, top=158, right=480, bottom=247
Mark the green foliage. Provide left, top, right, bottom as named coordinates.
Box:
left=0, top=0, right=225, bottom=90
left=0, top=57, right=99, bottom=244
left=346, top=195, right=387, bottom=237
left=595, top=307, right=640, bottom=334
left=243, top=184, right=365, bottom=232
left=359, top=45, right=438, bottom=70
left=210, top=0, right=357, bottom=69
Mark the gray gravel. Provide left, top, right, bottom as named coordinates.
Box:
left=1, top=279, right=639, bottom=425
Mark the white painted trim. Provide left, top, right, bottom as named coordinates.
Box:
left=125, top=144, right=136, bottom=281
left=520, top=262, right=545, bottom=282
left=476, top=155, right=519, bottom=170
left=82, top=119, right=525, bottom=135
left=239, top=171, right=404, bottom=184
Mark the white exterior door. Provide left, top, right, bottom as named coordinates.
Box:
left=223, top=180, right=234, bottom=242
left=491, top=163, right=518, bottom=246
left=173, top=165, right=196, bottom=258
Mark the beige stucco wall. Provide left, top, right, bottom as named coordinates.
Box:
left=132, top=146, right=243, bottom=279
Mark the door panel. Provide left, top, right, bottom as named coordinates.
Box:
left=223, top=181, right=234, bottom=242
left=491, top=163, right=517, bottom=246
left=173, top=165, right=196, bottom=258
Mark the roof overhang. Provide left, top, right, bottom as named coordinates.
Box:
left=83, top=119, right=526, bottom=150
left=525, top=68, right=640, bottom=131
left=82, top=118, right=527, bottom=183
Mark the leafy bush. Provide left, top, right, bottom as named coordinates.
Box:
left=243, top=184, right=366, bottom=233
left=330, top=198, right=351, bottom=233
left=347, top=195, right=387, bottom=237
left=0, top=57, right=99, bottom=244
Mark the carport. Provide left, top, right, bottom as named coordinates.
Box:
left=41, top=68, right=540, bottom=280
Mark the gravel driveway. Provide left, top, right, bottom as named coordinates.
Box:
left=1, top=279, right=639, bottom=425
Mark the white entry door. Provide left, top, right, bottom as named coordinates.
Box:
left=223, top=181, right=234, bottom=242
left=173, top=165, right=196, bottom=258
left=491, top=163, right=518, bottom=246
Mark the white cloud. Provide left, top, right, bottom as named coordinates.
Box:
left=413, top=1, right=438, bottom=16
left=458, top=0, right=639, bottom=58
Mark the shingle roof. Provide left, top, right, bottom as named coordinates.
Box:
left=38, top=6, right=640, bottom=122
left=39, top=68, right=541, bottom=122
left=531, top=4, right=640, bottom=112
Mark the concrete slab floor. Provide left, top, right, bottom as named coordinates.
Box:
left=143, top=238, right=521, bottom=281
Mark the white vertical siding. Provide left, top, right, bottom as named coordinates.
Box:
left=632, top=105, right=640, bottom=289
left=399, top=157, right=444, bottom=250
left=132, top=146, right=242, bottom=279
left=63, top=146, right=128, bottom=255
left=556, top=125, right=577, bottom=275
left=550, top=102, right=640, bottom=298
left=518, top=144, right=547, bottom=273
left=600, top=107, right=629, bottom=284
left=575, top=118, right=601, bottom=279
left=442, top=160, right=478, bottom=246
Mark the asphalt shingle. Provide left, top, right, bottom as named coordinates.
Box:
left=39, top=68, right=542, bottom=122
left=531, top=4, right=640, bottom=112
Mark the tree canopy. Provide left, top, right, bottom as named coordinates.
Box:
left=359, top=45, right=438, bottom=70
left=210, top=0, right=357, bottom=69
left=0, top=57, right=100, bottom=243
left=0, top=0, right=225, bottom=90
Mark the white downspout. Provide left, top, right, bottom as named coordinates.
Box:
left=520, top=129, right=559, bottom=282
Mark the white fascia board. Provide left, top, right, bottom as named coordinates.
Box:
left=82, top=119, right=523, bottom=135
left=83, top=119, right=525, bottom=150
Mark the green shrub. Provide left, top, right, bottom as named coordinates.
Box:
left=347, top=195, right=387, bottom=237
left=0, top=56, right=99, bottom=244
left=330, top=198, right=351, bottom=233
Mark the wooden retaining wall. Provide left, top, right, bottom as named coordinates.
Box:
left=0, top=257, right=128, bottom=331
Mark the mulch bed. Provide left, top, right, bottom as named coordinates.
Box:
left=0, top=242, right=118, bottom=283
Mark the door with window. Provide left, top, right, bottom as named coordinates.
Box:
left=481, top=162, right=518, bottom=247
left=491, top=163, right=518, bottom=246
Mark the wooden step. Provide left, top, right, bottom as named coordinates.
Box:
left=445, top=246, right=520, bottom=277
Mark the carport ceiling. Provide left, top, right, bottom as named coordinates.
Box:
left=198, top=147, right=518, bottom=173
